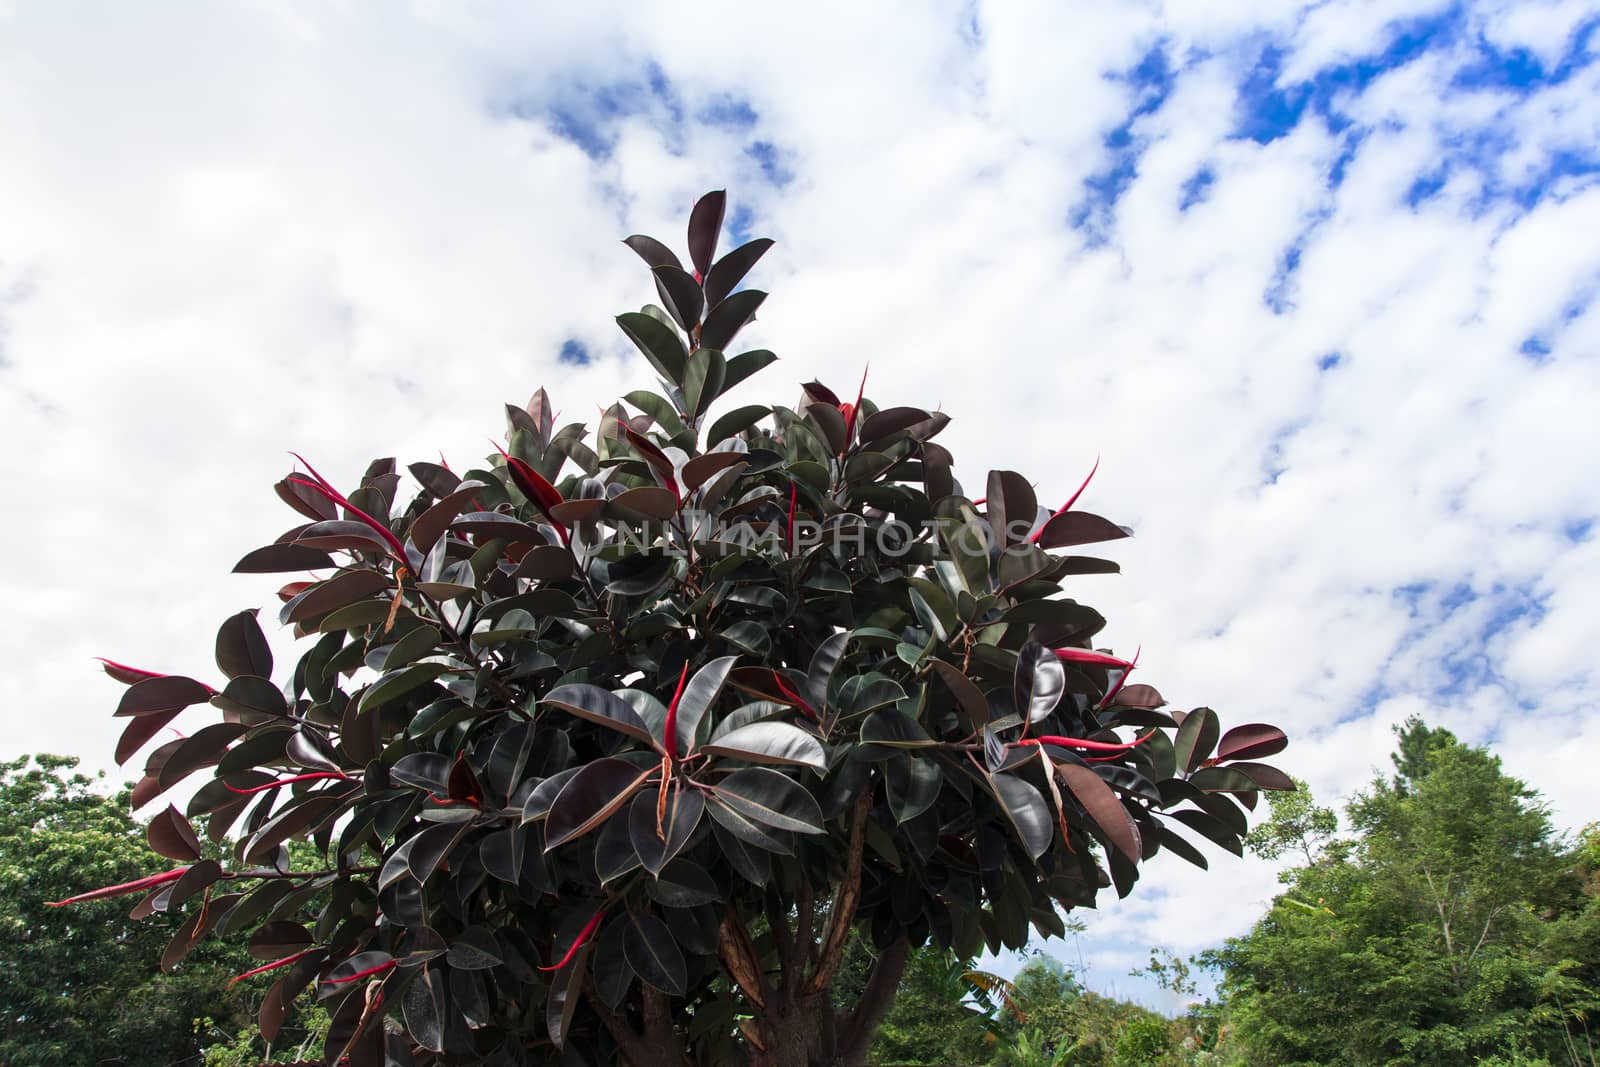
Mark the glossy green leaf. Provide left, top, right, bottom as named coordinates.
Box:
left=1174, top=707, right=1221, bottom=774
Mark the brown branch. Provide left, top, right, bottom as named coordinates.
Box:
left=641, top=986, right=674, bottom=1044
left=717, top=903, right=769, bottom=1008
left=836, top=935, right=911, bottom=1065
left=805, top=786, right=873, bottom=996
left=583, top=980, right=651, bottom=1065
left=768, top=890, right=794, bottom=981
left=780, top=881, right=815, bottom=1000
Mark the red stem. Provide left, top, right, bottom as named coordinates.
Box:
left=1015, top=728, right=1159, bottom=754
left=224, top=772, right=352, bottom=795
left=325, top=959, right=396, bottom=984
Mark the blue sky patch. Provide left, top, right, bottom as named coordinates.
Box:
left=1178, top=165, right=1215, bottom=211
left=746, top=140, right=794, bottom=187
left=696, top=96, right=759, bottom=130
left=1070, top=43, right=1177, bottom=243
left=726, top=203, right=757, bottom=248
left=1231, top=8, right=1462, bottom=144
left=558, top=339, right=591, bottom=366
left=525, top=61, right=687, bottom=161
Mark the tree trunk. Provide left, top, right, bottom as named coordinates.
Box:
left=750, top=934, right=911, bottom=1067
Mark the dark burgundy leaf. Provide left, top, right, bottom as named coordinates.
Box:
left=989, top=772, right=1052, bottom=860
left=1154, top=824, right=1209, bottom=869
left=1014, top=641, right=1066, bottom=724
left=115, top=676, right=213, bottom=718
left=165, top=859, right=222, bottom=908
left=1215, top=724, right=1289, bottom=763
left=701, top=721, right=826, bottom=771
left=681, top=451, right=746, bottom=493
left=623, top=234, right=683, bottom=271
left=1174, top=707, right=1221, bottom=774
left=541, top=684, right=654, bottom=743
left=282, top=569, right=391, bottom=625
left=390, top=752, right=451, bottom=794
left=628, top=787, right=704, bottom=876
left=722, top=349, right=777, bottom=392
left=653, top=264, right=705, bottom=331
left=699, top=289, right=765, bottom=351
left=233, top=543, right=337, bottom=573
left=803, top=631, right=849, bottom=715
left=276, top=475, right=336, bottom=521
left=1056, top=761, right=1141, bottom=860
left=1032, top=511, right=1132, bottom=550
left=703, top=237, right=774, bottom=308
left=686, top=190, right=725, bottom=276
left=403, top=965, right=447, bottom=1053
left=1230, top=761, right=1296, bottom=791
left=446, top=927, right=502, bottom=971
left=545, top=758, right=652, bottom=849
left=158, top=723, right=247, bottom=791
left=616, top=311, right=688, bottom=385
left=248, top=921, right=313, bottom=960
left=147, top=805, right=203, bottom=861
left=930, top=660, right=989, bottom=731
left=1108, top=683, right=1165, bottom=710
left=674, top=655, right=737, bottom=756
left=624, top=913, right=686, bottom=995
left=712, top=768, right=824, bottom=835
left=215, top=609, right=273, bottom=680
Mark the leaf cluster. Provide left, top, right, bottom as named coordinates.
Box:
left=81, top=193, right=1291, bottom=1065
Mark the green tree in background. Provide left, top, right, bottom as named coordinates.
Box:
left=866, top=944, right=997, bottom=1065
left=0, top=755, right=335, bottom=1067
left=1240, top=776, right=1336, bottom=869
left=0, top=755, right=249, bottom=1065
left=1210, top=719, right=1600, bottom=1066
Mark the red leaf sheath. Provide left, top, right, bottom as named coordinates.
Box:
left=287, top=452, right=409, bottom=562
left=663, top=662, right=690, bottom=760
left=1052, top=647, right=1134, bottom=670
left=1030, top=456, right=1100, bottom=542
left=47, top=866, right=190, bottom=906
left=230, top=948, right=314, bottom=984
left=95, top=658, right=166, bottom=685
left=539, top=908, right=606, bottom=971
left=491, top=442, right=569, bottom=544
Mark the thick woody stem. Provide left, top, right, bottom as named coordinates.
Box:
left=717, top=904, right=769, bottom=1008
left=781, top=881, right=814, bottom=1000
left=583, top=981, right=652, bottom=1065
left=805, top=787, right=873, bottom=996
left=837, top=935, right=911, bottom=1065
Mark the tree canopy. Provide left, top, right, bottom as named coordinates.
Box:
left=0, top=755, right=253, bottom=1065
left=59, top=191, right=1289, bottom=1066
left=1210, top=718, right=1600, bottom=1066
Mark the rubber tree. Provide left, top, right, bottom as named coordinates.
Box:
left=63, top=192, right=1293, bottom=1066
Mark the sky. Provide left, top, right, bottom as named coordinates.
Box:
left=2, top=0, right=1598, bottom=1012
